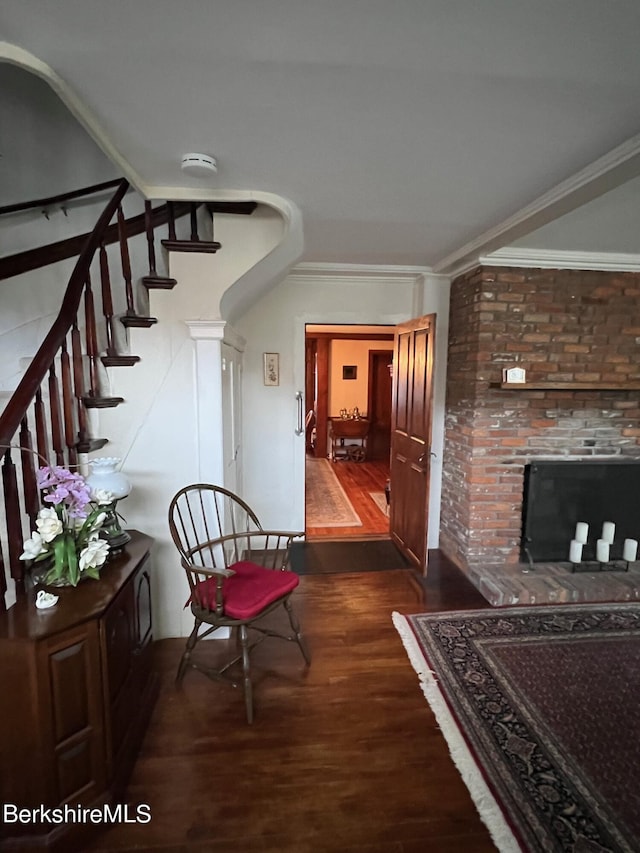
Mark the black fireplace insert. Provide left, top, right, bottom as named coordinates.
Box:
left=521, top=460, right=640, bottom=562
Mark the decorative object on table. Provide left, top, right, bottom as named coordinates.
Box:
left=35, top=590, right=59, bottom=610
left=263, top=352, right=279, bottom=386
left=394, top=604, right=640, bottom=853
left=20, top=465, right=111, bottom=587
left=85, top=457, right=132, bottom=552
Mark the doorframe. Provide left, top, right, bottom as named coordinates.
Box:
left=294, top=282, right=450, bottom=547
left=305, top=329, right=394, bottom=461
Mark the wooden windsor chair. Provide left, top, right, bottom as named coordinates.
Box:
left=168, top=483, right=310, bottom=723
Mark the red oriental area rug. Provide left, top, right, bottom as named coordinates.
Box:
left=393, top=604, right=640, bottom=853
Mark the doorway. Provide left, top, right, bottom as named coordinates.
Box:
left=304, top=324, right=393, bottom=539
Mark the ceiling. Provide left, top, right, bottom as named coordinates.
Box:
left=3, top=0, right=640, bottom=274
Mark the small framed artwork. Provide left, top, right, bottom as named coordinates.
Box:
left=343, top=365, right=357, bottom=380
left=263, top=352, right=279, bottom=386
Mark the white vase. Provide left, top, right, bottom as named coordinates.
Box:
left=86, top=457, right=131, bottom=500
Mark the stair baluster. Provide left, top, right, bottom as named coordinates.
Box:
left=48, top=363, right=65, bottom=467
left=19, top=418, right=39, bottom=527
left=118, top=204, right=157, bottom=329
left=2, top=451, right=25, bottom=597
left=0, top=543, right=6, bottom=611
left=190, top=203, right=199, bottom=242
left=142, top=201, right=177, bottom=290
left=34, top=388, right=48, bottom=463
left=84, top=275, right=101, bottom=401
left=100, top=242, right=117, bottom=359
left=100, top=241, right=141, bottom=366
left=118, top=205, right=135, bottom=315
left=167, top=201, right=177, bottom=241
left=71, top=322, right=90, bottom=450
left=83, top=275, right=124, bottom=410
left=60, top=339, right=78, bottom=469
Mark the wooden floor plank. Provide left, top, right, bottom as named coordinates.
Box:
left=86, top=553, right=494, bottom=853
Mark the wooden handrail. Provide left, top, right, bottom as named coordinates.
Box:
left=0, top=200, right=193, bottom=282
left=0, top=179, right=130, bottom=450
left=0, top=179, right=123, bottom=218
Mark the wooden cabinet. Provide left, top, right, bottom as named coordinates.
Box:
left=0, top=532, right=157, bottom=851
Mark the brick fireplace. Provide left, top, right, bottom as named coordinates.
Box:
left=439, top=265, right=640, bottom=575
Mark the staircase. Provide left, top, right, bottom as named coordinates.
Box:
left=0, top=179, right=237, bottom=608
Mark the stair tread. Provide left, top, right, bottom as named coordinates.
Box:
left=161, top=239, right=221, bottom=254
left=82, top=395, right=125, bottom=409
left=120, top=315, right=158, bottom=328
left=101, top=355, right=141, bottom=367
left=142, top=274, right=177, bottom=290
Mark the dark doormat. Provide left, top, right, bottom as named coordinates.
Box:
left=290, top=539, right=411, bottom=575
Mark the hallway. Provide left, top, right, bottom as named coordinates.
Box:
left=305, top=459, right=390, bottom=539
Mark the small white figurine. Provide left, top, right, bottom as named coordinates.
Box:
left=35, top=590, right=59, bottom=610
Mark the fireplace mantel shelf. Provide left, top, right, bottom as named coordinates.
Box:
left=490, top=381, right=640, bottom=391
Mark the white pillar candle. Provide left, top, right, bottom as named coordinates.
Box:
left=574, top=522, right=589, bottom=544
left=569, top=540, right=583, bottom=563
left=596, top=539, right=610, bottom=563
left=623, top=538, right=638, bottom=562
left=601, top=521, right=615, bottom=544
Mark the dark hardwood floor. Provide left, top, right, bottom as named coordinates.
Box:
left=87, top=553, right=495, bottom=853
left=306, top=458, right=391, bottom=539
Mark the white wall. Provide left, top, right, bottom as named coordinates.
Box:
left=236, top=268, right=451, bottom=549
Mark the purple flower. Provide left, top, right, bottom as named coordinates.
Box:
left=37, top=466, right=92, bottom=517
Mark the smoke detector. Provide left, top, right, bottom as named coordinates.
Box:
left=181, top=153, right=218, bottom=177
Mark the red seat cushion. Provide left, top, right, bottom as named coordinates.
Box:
left=191, top=561, right=299, bottom=620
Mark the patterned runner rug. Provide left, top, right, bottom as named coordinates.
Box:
left=305, top=458, right=361, bottom=527
left=393, top=604, right=640, bottom=853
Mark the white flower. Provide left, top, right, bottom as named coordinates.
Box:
left=91, top=511, right=107, bottom=531
left=91, top=488, right=115, bottom=506
left=20, top=531, right=47, bottom=560
left=35, top=508, right=63, bottom=543
left=78, top=538, right=110, bottom=572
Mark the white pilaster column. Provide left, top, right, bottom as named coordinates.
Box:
left=185, top=320, right=245, bottom=487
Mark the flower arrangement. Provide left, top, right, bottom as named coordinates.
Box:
left=20, top=466, right=113, bottom=587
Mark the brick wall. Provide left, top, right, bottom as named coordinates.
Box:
left=440, top=265, right=640, bottom=571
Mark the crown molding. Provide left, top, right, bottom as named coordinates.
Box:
left=289, top=262, right=441, bottom=286
left=481, top=248, right=640, bottom=272
left=433, top=130, right=640, bottom=275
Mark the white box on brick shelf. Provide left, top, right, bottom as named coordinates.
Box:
left=503, top=367, right=526, bottom=384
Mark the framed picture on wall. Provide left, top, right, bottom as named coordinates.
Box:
left=263, top=352, right=279, bottom=386
left=343, top=365, right=357, bottom=380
